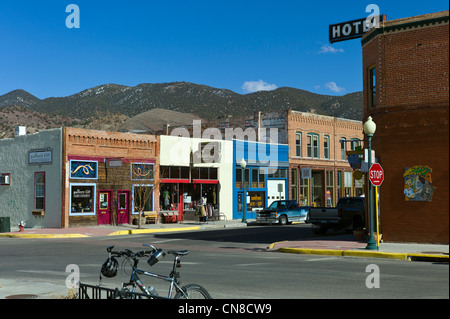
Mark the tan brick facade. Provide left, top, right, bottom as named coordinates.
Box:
left=286, top=110, right=364, bottom=208
left=62, top=128, right=159, bottom=227
left=362, top=11, right=449, bottom=243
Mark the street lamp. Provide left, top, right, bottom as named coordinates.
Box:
left=363, top=116, right=377, bottom=250
left=240, top=158, right=247, bottom=223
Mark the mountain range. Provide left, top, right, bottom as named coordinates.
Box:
left=0, top=82, right=363, bottom=138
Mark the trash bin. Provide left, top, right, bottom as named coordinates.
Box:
left=0, top=217, right=11, bottom=233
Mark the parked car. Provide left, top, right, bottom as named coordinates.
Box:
left=307, top=197, right=365, bottom=235
left=256, top=200, right=310, bottom=225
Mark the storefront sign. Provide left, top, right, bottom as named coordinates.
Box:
left=29, top=149, right=52, bottom=165
left=404, top=165, right=435, bottom=202
left=70, top=160, right=98, bottom=179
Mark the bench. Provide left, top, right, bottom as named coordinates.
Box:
left=142, top=211, right=158, bottom=224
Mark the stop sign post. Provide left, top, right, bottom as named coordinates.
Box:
left=369, top=163, right=384, bottom=186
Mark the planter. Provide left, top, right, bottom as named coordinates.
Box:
left=374, top=233, right=383, bottom=243
left=353, top=229, right=365, bottom=240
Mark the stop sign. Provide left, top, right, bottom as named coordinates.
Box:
left=369, top=163, right=384, bottom=186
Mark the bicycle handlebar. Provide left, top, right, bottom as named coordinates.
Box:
left=106, top=244, right=189, bottom=260
left=106, top=245, right=153, bottom=259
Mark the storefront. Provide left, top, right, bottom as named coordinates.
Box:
left=290, top=166, right=362, bottom=207
left=233, top=140, right=289, bottom=220
left=159, top=136, right=233, bottom=221
left=63, top=128, right=159, bottom=227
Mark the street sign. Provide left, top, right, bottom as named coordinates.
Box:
left=369, top=163, right=384, bottom=186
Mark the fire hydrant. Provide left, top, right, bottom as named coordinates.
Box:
left=19, top=220, right=25, bottom=232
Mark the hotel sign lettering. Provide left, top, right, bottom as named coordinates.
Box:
left=329, top=15, right=384, bottom=43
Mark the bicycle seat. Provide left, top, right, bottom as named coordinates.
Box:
left=167, top=250, right=189, bottom=256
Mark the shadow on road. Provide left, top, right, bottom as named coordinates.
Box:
left=151, top=224, right=356, bottom=246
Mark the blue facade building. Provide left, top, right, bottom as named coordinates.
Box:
left=233, top=140, right=289, bottom=220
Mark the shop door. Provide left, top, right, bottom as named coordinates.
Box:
left=117, top=191, right=130, bottom=224
left=98, top=190, right=113, bottom=225
left=234, top=191, right=246, bottom=220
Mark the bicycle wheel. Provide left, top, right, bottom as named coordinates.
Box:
left=174, top=284, right=212, bottom=299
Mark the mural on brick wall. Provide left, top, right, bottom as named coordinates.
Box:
left=403, top=165, right=435, bottom=202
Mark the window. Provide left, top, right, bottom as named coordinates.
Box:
left=340, top=138, right=347, bottom=160
left=324, top=136, right=330, bottom=159
left=299, top=174, right=309, bottom=206
left=350, top=139, right=361, bottom=151
left=235, top=168, right=249, bottom=189
left=344, top=171, right=353, bottom=197
left=252, top=168, right=265, bottom=188
left=70, top=183, right=96, bottom=216
left=295, top=132, right=302, bottom=157
left=291, top=168, right=298, bottom=202
left=267, top=168, right=287, bottom=178
left=132, top=185, right=153, bottom=213
left=369, top=66, right=376, bottom=107
left=70, top=160, right=98, bottom=179
left=326, top=171, right=334, bottom=207
left=131, top=163, right=154, bottom=180
left=307, top=134, right=319, bottom=158
left=34, top=172, right=45, bottom=210
left=337, top=171, right=343, bottom=199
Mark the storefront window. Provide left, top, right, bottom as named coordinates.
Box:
left=133, top=185, right=153, bottom=213
left=70, top=183, right=96, bottom=215
left=236, top=168, right=242, bottom=189
left=312, top=171, right=323, bottom=207
left=344, top=171, right=353, bottom=197
left=247, top=191, right=265, bottom=212
left=131, top=163, right=154, bottom=180
left=337, top=171, right=343, bottom=199
left=252, top=168, right=266, bottom=188
left=326, top=170, right=334, bottom=207
left=291, top=168, right=298, bottom=202
left=268, top=168, right=287, bottom=178
left=299, top=177, right=309, bottom=206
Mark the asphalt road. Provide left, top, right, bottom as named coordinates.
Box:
left=0, top=225, right=448, bottom=299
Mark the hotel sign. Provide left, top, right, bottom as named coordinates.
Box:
left=329, top=15, right=384, bottom=43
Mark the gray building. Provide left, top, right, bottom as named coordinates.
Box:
left=0, top=128, right=63, bottom=230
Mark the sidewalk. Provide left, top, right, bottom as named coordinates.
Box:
left=269, top=235, right=449, bottom=262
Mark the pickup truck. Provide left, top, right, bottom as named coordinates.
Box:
left=256, top=200, right=310, bottom=225
left=307, top=197, right=365, bottom=235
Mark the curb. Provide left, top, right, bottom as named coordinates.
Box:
left=0, top=233, right=89, bottom=239
left=108, top=226, right=201, bottom=236
left=277, top=247, right=449, bottom=262
left=0, top=225, right=204, bottom=239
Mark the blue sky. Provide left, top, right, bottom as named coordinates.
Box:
left=0, top=0, right=448, bottom=99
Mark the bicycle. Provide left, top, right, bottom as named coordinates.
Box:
left=101, top=244, right=212, bottom=299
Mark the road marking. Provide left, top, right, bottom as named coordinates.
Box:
left=305, top=257, right=340, bottom=262
left=235, top=263, right=270, bottom=267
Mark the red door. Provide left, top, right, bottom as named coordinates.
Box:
left=98, top=190, right=113, bottom=225
left=117, top=191, right=131, bottom=224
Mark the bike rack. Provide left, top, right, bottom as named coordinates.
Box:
left=78, top=283, right=167, bottom=299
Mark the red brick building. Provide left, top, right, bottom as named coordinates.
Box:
left=362, top=11, right=449, bottom=243
left=286, top=110, right=364, bottom=208
left=62, top=128, right=159, bottom=227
